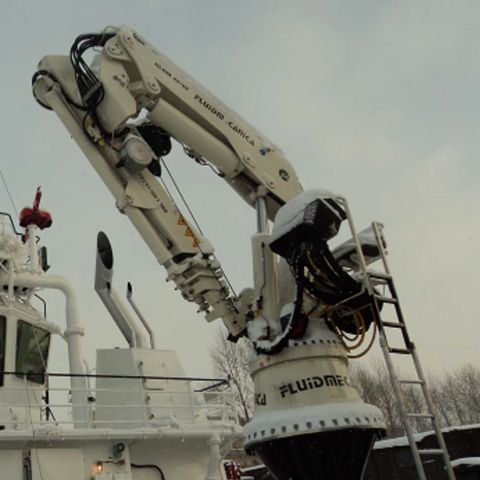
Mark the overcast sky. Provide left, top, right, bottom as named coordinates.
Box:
left=0, top=1, right=479, bottom=378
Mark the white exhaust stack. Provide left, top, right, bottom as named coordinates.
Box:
left=95, top=231, right=147, bottom=348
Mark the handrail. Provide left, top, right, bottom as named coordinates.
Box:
left=0, top=371, right=237, bottom=431
left=0, top=371, right=229, bottom=385
left=0, top=212, right=22, bottom=237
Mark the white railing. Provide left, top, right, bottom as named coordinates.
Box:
left=0, top=372, right=238, bottom=430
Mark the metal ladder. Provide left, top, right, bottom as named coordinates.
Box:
left=361, top=222, right=456, bottom=480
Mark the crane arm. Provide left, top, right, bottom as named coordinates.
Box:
left=31, top=27, right=300, bottom=336
left=32, top=27, right=389, bottom=479
left=32, top=26, right=380, bottom=345
left=33, top=28, right=302, bottom=213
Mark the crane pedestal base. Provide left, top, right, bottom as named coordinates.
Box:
left=250, top=427, right=382, bottom=480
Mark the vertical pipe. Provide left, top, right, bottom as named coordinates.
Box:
left=27, top=225, right=40, bottom=273
left=252, top=187, right=279, bottom=334
left=205, top=434, right=222, bottom=480
left=11, top=272, right=89, bottom=427
left=7, top=259, right=14, bottom=303
left=255, top=189, right=268, bottom=234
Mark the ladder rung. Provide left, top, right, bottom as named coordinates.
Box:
left=368, top=271, right=391, bottom=280
left=406, top=413, right=434, bottom=419
left=389, top=347, right=411, bottom=355
left=399, top=379, right=424, bottom=385
left=418, top=449, right=444, bottom=456
left=376, top=295, right=398, bottom=304
left=381, top=321, right=405, bottom=329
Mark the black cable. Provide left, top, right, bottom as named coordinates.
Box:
left=33, top=33, right=130, bottom=144
left=253, top=252, right=307, bottom=355
left=34, top=294, right=47, bottom=318
left=160, top=157, right=238, bottom=300
left=0, top=170, right=19, bottom=218
left=69, top=32, right=115, bottom=113
left=32, top=70, right=88, bottom=112
left=69, top=32, right=125, bottom=142
left=131, top=463, right=166, bottom=480
left=0, top=212, right=22, bottom=237
left=34, top=33, right=113, bottom=120
left=32, top=70, right=100, bottom=147
left=160, top=159, right=204, bottom=235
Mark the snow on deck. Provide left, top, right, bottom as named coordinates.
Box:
left=451, top=457, right=480, bottom=468
left=374, top=423, right=480, bottom=450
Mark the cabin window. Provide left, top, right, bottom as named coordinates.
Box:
left=15, top=320, right=50, bottom=384
left=0, top=316, right=5, bottom=386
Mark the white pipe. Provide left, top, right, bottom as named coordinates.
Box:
left=5, top=272, right=89, bottom=426
left=255, top=189, right=269, bottom=235
left=7, top=257, right=14, bottom=302
left=95, top=232, right=148, bottom=348
left=126, top=282, right=156, bottom=349
left=2, top=425, right=240, bottom=442
left=205, top=434, right=222, bottom=480
left=95, top=285, right=136, bottom=348
left=26, top=225, right=40, bottom=273
left=252, top=188, right=279, bottom=333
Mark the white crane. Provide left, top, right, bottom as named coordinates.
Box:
left=33, top=27, right=386, bottom=479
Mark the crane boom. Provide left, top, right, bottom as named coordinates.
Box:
left=33, top=27, right=387, bottom=480
left=32, top=27, right=302, bottom=337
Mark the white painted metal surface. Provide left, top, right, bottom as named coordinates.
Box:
left=0, top=213, right=240, bottom=480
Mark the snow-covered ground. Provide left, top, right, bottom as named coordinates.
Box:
left=451, top=457, right=480, bottom=468
left=374, top=423, right=480, bottom=449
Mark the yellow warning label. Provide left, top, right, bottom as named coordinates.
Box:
left=185, top=227, right=200, bottom=247
left=177, top=214, right=200, bottom=247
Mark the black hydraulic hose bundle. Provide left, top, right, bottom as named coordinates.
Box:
left=69, top=32, right=116, bottom=113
